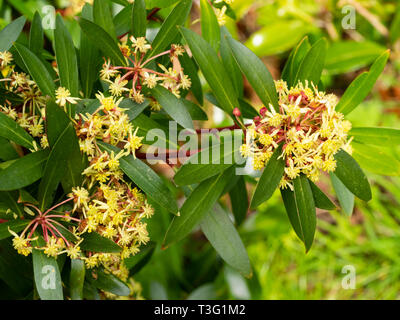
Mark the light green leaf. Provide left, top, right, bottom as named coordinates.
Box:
left=330, top=172, right=354, bottom=216
left=131, top=0, right=146, bottom=38
left=69, top=259, right=85, bottom=300
left=0, top=16, right=26, bottom=51
left=349, top=127, right=400, bottom=147
left=201, top=0, right=220, bottom=51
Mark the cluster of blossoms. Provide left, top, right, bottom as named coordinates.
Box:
left=240, top=80, right=353, bottom=190
left=0, top=51, right=48, bottom=149
left=101, top=36, right=191, bottom=110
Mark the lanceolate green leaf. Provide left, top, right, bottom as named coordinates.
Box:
left=93, top=0, right=116, bottom=38
left=174, top=142, right=239, bottom=186
left=79, top=18, right=126, bottom=66
left=151, top=86, right=194, bottom=129
left=131, top=0, right=146, bottom=38
left=0, top=191, right=23, bottom=217
left=0, top=149, right=49, bottom=191
left=336, top=50, right=390, bottom=115
left=0, top=16, right=26, bottom=51
left=334, top=149, right=372, bottom=201
left=180, top=27, right=239, bottom=115
left=13, top=43, right=55, bottom=98
left=80, top=232, right=122, bottom=253
left=330, top=172, right=354, bottom=216
left=98, top=142, right=178, bottom=214
left=349, top=127, right=400, bottom=147
left=80, top=4, right=101, bottom=98
left=179, top=52, right=203, bottom=104
left=91, top=268, right=130, bottom=296
left=32, top=248, right=63, bottom=300
left=0, top=219, right=30, bottom=240
left=227, top=36, right=278, bottom=110
left=38, top=124, right=76, bottom=211
left=124, top=241, right=156, bottom=276
left=54, top=14, right=80, bottom=98
left=29, top=12, right=43, bottom=56
left=281, top=175, right=316, bottom=252
left=0, top=138, right=18, bottom=161
left=163, top=168, right=234, bottom=247
left=250, top=146, right=285, bottom=208
left=309, top=180, right=336, bottom=210
left=200, top=0, right=220, bottom=52
left=0, top=112, right=34, bottom=149
left=147, top=0, right=192, bottom=58
left=200, top=203, right=252, bottom=277
left=229, top=176, right=248, bottom=226
left=70, top=259, right=85, bottom=300
left=292, top=37, right=327, bottom=86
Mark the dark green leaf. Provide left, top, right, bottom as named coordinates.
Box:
left=282, top=36, right=311, bottom=86
left=180, top=52, right=203, bottom=105
left=0, top=112, right=34, bottom=149
left=309, top=180, right=336, bottom=210
left=183, top=99, right=208, bottom=121
left=180, top=27, right=239, bottom=115
left=93, top=0, right=116, bottom=38
left=281, top=175, right=316, bottom=252
left=69, top=259, right=85, bottom=300
left=250, top=146, right=285, bottom=208
left=0, top=219, right=30, bottom=240
left=0, top=16, right=26, bottom=51
left=91, top=268, right=130, bottom=296
left=0, top=149, right=49, bottom=191
left=201, top=0, right=220, bottom=51
left=229, top=176, right=248, bottom=226
left=200, top=203, right=252, bottom=277
left=98, top=142, right=179, bottom=214
left=13, top=43, right=55, bottom=98
left=163, top=168, right=234, bottom=247
left=336, top=50, right=390, bottom=115
left=151, top=86, right=194, bottom=129
left=227, top=36, right=278, bottom=110
left=29, top=12, right=43, bottom=56
left=147, top=0, right=192, bottom=58
left=80, top=232, right=122, bottom=253
left=0, top=191, right=23, bottom=217
left=124, top=241, right=156, bottom=276
left=131, top=0, right=146, bottom=38
left=330, top=172, right=354, bottom=216
left=0, top=138, right=18, bottom=161
left=79, top=18, right=126, bottom=66
left=334, top=149, right=372, bottom=201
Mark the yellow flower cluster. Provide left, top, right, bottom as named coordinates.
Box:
left=101, top=37, right=191, bottom=103
left=213, top=0, right=235, bottom=25
left=241, top=80, right=353, bottom=190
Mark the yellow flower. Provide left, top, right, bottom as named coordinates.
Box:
left=55, top=87, right=80, bottom=106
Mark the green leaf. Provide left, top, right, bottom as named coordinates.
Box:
left=180, top=27, right=239, bottom=115
left=351, top=142, right=400, bottom=176
left=70, top=259, right=85, bottom=300
left=292, top=38, right=327, bottom=86
left=163, top=168, right=234, bottom=247
left=336, top=50, right=390, bottom=115
left=80, top=232, right=122, bottom=253
left=227, top=36, right=278, bottom=110
left=54, top=14, right=80, bottom=99
left=229, top=176, right=248, bottom=226
left=201, top=0, right=220, bottom=52
left=131, top=0, right=146, bottom=38
left=330, top=172, right=354, bottom=216
left=334, top=149, right=372, bottom=201
left=124, top=241, right=156, bottom=276
left=179, top=52, right=203, bottom=104
left=29, top=12, right=43, bottom=56
left=183, top=99, right=208, bottom=121
left=114, top=4, right=132, bottom=36
left=309, top=180, right=336, bottom=210
left=0, top=219, right=30, bottom=240
left=80, top=4, right=101, bottom=98
left=13, top=43, right=55, bottom=98
left=0, top=149, right=49, bottom=191
left=325, top=41, right=385, bottom=75
left=220, top=27, right=243, bottom=98
left=79, top=18, right=126, bottom=66
left=32, top=248, right=63, bottom=300
left=282, top=36, right=311, bottom=87
left=147, top=0, right=180, bottom=8
left=93, top=0, right=116, bottom=38
left=151, top=86, right=194, bottom=129
left=147, top=0, right=192, bottom=58
left=0, top=191, right=23, bottom=217
left=390, top=7, right=400, bottom=43
left=98, top=142, right=179, bottom=214
left=0, top=16, right=26, bottom=51
left=0, top=112, right=34, bottom=149
left=120, top=98, right=149, bottom=120
left=200, top=203, right=252, bottom=277
left=281, top=175, right=316, bottom=252
left=91, top=268, right=130, bottom=296
left=250, top=146, right=285, bottom=208
left=174, top=141, right=240, bottom=185
left=38, top=124, right=76, bottom=211
left=0, top=138, right=18, bottom=161
left=349, top=127, right=400, bottom=147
